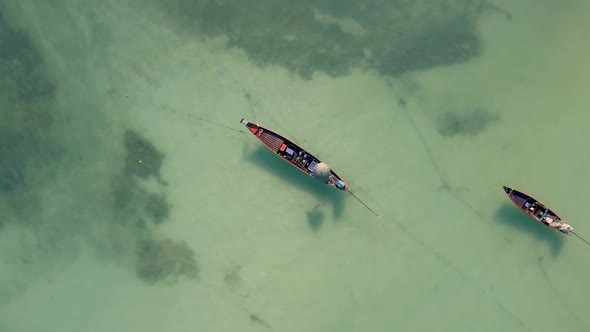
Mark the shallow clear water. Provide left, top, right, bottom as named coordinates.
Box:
left=1, top=1, right=589, bottom=331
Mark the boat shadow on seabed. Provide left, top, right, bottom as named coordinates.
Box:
left=243, top=144, right=345, bottom=231
left=494, top=204, right=565, bottom=256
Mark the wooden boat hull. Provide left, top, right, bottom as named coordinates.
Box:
left=240, top=118, right=349, bottom=191
left=502, top=186, right=573, bottom=234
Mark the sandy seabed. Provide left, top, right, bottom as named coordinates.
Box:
left=1, top=1, right=590, bottom=331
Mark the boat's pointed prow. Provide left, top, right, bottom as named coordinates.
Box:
left=240, top=118, right=259, bottom=134
left=503, top=186, right=512, bottom=194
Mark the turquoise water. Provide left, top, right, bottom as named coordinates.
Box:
left=1, top=1, right=590, bottom=331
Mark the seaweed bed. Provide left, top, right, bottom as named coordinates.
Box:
left=110, top=129, right=201, bottom=285
left=436, top=108, right=500, bottom=137
left=111, top=129, right=171, bottom=227
left=0, top=11, right=59, bottom=224
left=136, top=238, right=199, bottom=284
left=156, top=0, right=486, bottom=80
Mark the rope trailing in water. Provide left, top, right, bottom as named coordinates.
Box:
left=572, top=231, right=590, bottom=246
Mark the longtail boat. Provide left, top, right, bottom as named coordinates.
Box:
left=503, top=186, right=573, bottom=234
left=240, top=118, right=349, bottom=191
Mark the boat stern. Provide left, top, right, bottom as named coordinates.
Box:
left=336, top=180, right=349, bottom=191
left=559, top=222, right=574, bottom=234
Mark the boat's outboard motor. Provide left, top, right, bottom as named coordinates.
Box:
left=336, top=180, right=347, bottom=190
